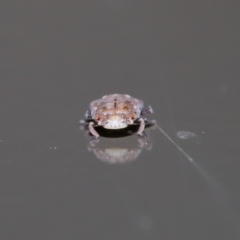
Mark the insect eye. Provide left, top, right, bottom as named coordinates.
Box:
left=131, top=116, right=135, bottom=120
left=96, top=116, right=101, bottom=121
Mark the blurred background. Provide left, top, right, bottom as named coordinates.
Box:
left=1, top=1, right=240, bottom=239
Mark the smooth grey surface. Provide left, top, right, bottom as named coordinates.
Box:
left=1, top=1, right=240, bottom=239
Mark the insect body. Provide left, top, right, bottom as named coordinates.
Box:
left=84, top=94, right=153, bottom=139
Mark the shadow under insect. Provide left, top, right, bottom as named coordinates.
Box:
left=81, top=120, right=155, bottom=138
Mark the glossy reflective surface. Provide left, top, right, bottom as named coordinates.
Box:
left=1, top=1, right=240, bottom=239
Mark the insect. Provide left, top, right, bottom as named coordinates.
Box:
left=83, top=94, right=153, bottom=139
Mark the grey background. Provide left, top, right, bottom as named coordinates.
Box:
left=1, top=1, right=240, bottom=239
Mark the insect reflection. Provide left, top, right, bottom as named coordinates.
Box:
left=80, top=124, right=154, bottom=164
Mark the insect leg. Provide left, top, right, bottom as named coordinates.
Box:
left=85, top=110, right=92, bottom=119
left=79, top=119, right=88, bottom=125
left=88, top=122, right=100, bottom=139
left=143, top=118, right=156, bottom=126
left=137, top=118, right=147, bottom=138
left=141, top=105, right=154, bottom=115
